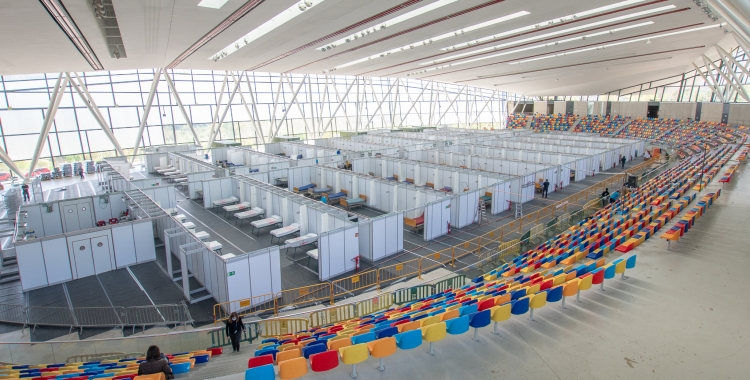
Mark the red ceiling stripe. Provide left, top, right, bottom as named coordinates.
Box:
left=282, top=0, right=508, bottom=72
left=246, top=0, right=428, bottom=71
left=455, top=45, right=706, bottom=82
left=418, top=23, right=704, bottom=79
left=167, top=0, right=266, bottom=69
left=358, top=0, right=673, bottom=76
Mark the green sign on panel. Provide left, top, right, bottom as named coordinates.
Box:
left=227, top=271, right=235, bottom=277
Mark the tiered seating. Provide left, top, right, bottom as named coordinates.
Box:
left=506, top=114, right=528, bottom=129
left=615, top=118, right=679, bottom=140
left=660, top=191, right=721, bottom=246
left=657, top=121, right=746, bottom=157
left=573, top=115, right=628, bottom=135
left=247, top=137, right=744, bottom=379
left=0, top=349, right=218, bottom=379
left=529, top=113, right=576, bottom=132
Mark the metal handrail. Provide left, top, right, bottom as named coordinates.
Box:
left=0, top=303, right=192, bottom=329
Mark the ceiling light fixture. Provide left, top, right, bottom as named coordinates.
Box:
left=441, top=0, right=650, bottom=52
left=325, top=10, right=530, bottom=72
left=317, top=0, right=459, bottom=52
left=507, top=23, right=725, bottom=65
left=409, top=22, right=652, bottom=75
left=210, top=0, right=323, bottom=61
left=40, top=0, right=103, bottom=70
left=198, top=0, right=230, bottom=9
left=646, top=38, right=651, bottom=44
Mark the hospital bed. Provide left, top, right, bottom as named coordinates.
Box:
left=341, top=194, right=367, bottom=210
left=192, top=230, right=210, bottom=241
left=293, top=183, right=316, bottom=194
left=206, top=241, right=222, bottom=253
left=305, top=249, right=318, bottom=269
left=212, top=196, right=239, bottom=211
left=309, top=186, right=332, bottom=199
left=270, top=223, right=301, bottom=245
left=404, top=213, right=425, bottom=233
left=234, top=207, right=265, bottom=226
left=222, top=201, right=251, bottom=217
left=156, top=166, right=174, bottom=174
left=283, top=233, right=317, bottom=258
left=250, top=215, right=283, bottom=235
left=162, top=169, right=181, bottom=176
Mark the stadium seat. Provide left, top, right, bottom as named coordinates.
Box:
left=422, top=322, right=447, bottom=355
left=375, top=326, right=399, bottom=339
left=302, top=344, right=326, bottom=359
left=562, top=280, right=579, bottom=309
left=469, top=310, right=491, bottom=341
left=394, top=330, right=422, bottom=350
left=278, top=357, right=307, bottom=380
left=351, top=332, right=376, bottom=345
left=490, top=303, right=511, bottom=334
left=245, top=364, right=274, bottom=380
left=528, top=292, right=547, bottom=321
left=248, top=355, right=273, bottom=369
left=511, top=296, right=530, bottom=316
left=170, top=362, right=190, bottom=375
left=327, top=337, right=352, bottom=352
left=276, top=349, right=301, bottom=364
left=310, top=350, right=339, bottom=372
left=445, top=315, right=470, bottom=335
left=339, top=343, right=369, bottom=378
left=367, top=337, right=397, bottom=371
left=577, top=275, right=593, bottom=301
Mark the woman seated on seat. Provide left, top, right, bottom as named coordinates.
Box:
left=138, top=345, right=174, bottom=379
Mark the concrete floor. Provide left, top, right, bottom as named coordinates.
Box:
left=191, top=154, right=750, bottom=380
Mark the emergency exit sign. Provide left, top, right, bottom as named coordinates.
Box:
left=227, top=271, right=235, bottom=277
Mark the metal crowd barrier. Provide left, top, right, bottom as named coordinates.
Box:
left=0, top=303, right=193, bottom=330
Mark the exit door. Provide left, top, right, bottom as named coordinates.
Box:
left=62, top=203, right=94, bottom=232
left=91, top=236, right=112, bottom=274
left=73, top=238, right=95, bottom=278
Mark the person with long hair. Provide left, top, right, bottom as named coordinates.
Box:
left=225, top=311, right=245, bottom=352
left=138, top=345, right=174, bottom=379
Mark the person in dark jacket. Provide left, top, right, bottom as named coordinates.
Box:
left=225, top=312, right=245, bottom=352
left=138, top=345, right=173, bottom=379
left=601, top=188, right=610, bottom=206
left=621, top=155, right=627, bottom=169
left=542, top=179, right=550, bottom=198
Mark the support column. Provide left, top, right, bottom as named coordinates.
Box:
left=163, top=69, right=201, bottom=145
left=28, top=73, right=68, bottom=178
left=131, top=69, right=162, bottom=161
left=67, top=72, right=126, bottom=156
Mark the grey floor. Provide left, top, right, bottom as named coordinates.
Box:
left=189, top=155, right=750, bottom=380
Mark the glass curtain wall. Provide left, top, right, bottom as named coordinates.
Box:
left=0, top=70, right=519, bottom=175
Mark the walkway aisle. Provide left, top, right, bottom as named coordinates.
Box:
left=207, top=152, right=750, bottom=380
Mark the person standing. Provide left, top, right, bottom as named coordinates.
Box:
left=620, top=155, right=626, bottom=169
left=225, top=312, right=245, bottom=352
left=21, top=183, right=30, bottom=202
left=609, top=190, right=620, bottom=205
left=601, top=188, right=610, bottom=206
left=542, top=179, right=550, bottom=198
left=79, top=167, right=85, bottom=180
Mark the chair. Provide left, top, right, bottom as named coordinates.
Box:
left=577, top=275, right=593, bottom=302
left=439, top=309, right=459, bottom=321
left=561, top=280, right=579, bottom=309
left=328, top=337, right=351, bottom=352
left=310, top=351, right=339, bottom=373
left=351, top=332, right=376, bottom=345
left=339, top=344, right=369, bottom=378
left=170, top=362, right=190, bottom=375
left=459, top=304, right=478, bottom=317
left=624, top=255, right=637, bottom=279
left=615, top=260, right=627, bottom=279
left=306, top=340, right=327, bottom=349
left=602, top=264, right=616, bottom=290
left=302, top=344, right=326, bottom=359
left=367, top=337, right=397, bottom=371
left=591, top=269, right=605, bottom=290
left=248, top=355, right=274, bottom=369
left=419, top=315, right=441, bottom=327
left=275, top=349, right=300, bottom=364
left=445, top=315, right=470, bottom=335
left=375, top=327, right=398, bottom=339
left=254, top=349, right=278, bottom=360
left=191, top=354, right=209, bottom=364
left=511, top=296, right=530, bottom=316
left=133, top=374, right=165, bottom=380
left=277, top=357, right=307, bottom=380
left=477, top=298, right=495, bottom=312
left=394, top=330, right=422, bottom=350
left=397, top=320, right=421, bottom=332
left=528, top=292, right=547, bottom=321
left=490, top=304, right=511, bottom=334
left=468, top=310, right=491, bottom=341
left=422, top=322, right=447, bottom=355
left=546, top=285, right=563, bottom=303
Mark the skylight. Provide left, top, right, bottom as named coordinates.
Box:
left=209, top=1, right=326, bottom=61
left=441, top=0, right=650, bottom=51
left=507, top=23, right=725, bottom=65
left=408, top=22, right=653, bottom=75
left=198, top=0, right=230, bottom=10
left=426, top=5, right=675, bottom=65
left=325, top=10, right=530, bottom=72
left=317, top=0, right=459, bottom=52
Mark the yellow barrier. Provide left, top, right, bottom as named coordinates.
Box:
left=330, top=269, right=379, bottom=303
left=356, top=293, right=394, bottom=316
left=213, top=294, right=277, bottom=322
left=309, top=304, right=357, bottom=328
left=259, top=318, right=309, bottom=337
left=377, top=258, right=421, bottom=289
left=277, top=283, right=332, bottom=311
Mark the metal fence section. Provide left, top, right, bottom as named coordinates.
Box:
left=1, top=303, right=192, bottom=329
left=75, top=307, right=124, bottom=327
left=126, top=304, right=192, bottom=326
left=0, top=304, right=27, bottom=324
left=27, top=307, right=76, bottom=327
left=377, top=258, right=421, bottom=289
left=258, top=318, right=309, bottom=337
left=309, top=304, right=356, bottom=328
left=214, top=294, right=278, bottom=322
left=277, top=283, right=332, bottom=310
left=330, top=269, right=379, bottom=301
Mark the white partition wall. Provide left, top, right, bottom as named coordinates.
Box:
left=423, top=198, right=451, bottom=241
left=317, top=224, right=360, bottom=281
left=223, top=247, right=282, bottom=311
left=201, top=177, right=238, bottom=208
left=358, top=212, right=404, bottom=262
